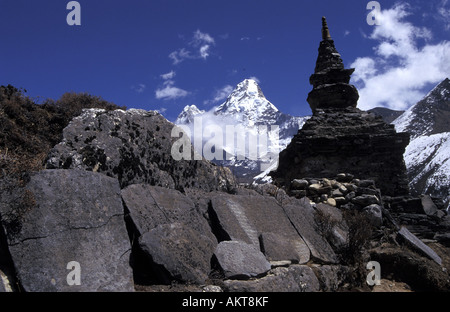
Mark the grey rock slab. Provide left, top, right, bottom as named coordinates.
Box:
left=214, top=241, right=271, bottom=279
left=121, top=184, right=215, bottom=244
left=282, top=202, right=338, bottom=264
left=259, top=232, right=310, bottom=264
left=139, top=223, right=215, bottom=284
left=398, top=227, right=442, bottom=266
left=208, top=193, right=307, bottom=258
left=223, top=265, right=320, bottom=292
left=0, top=169, right=134, bottom=292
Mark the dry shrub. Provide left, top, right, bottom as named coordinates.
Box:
left=339, top=209, right=374, bottom=288
left=314, top=208, right=339, bottom=244
left=0, top=85, right=126, bottom=209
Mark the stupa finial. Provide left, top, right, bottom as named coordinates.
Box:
left=322, top=16, right=332, bottom=40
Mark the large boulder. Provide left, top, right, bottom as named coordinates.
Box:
left=121, top=184, right=214, bottom=241
left=121, top=184, right=217, bottom=284
left=46, top=109, right=236, bottom=192
left=138, top=223, right=215, bottom=284
left=0, top=169, right=134, bottom=292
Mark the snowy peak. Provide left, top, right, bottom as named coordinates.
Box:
left=424, top=78, right=449, bottom=104
left=215, top=79, right=279, bottom=121
left=393, top=78, right=450, bottom=139
left=175, top=104, right=205, bottom=124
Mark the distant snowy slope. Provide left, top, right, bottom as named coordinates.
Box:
left=393, top=78, right=450, bottom=140
left=404, top=133, right=450, bottom=207
left=393, top=78, right=450, bottom=208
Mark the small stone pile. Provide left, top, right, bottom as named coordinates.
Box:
left=290, top=174, right=383, bottom=227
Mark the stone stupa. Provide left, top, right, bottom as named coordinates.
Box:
left=271, top=17, right=410, bottom=196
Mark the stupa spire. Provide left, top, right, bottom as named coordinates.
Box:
left=307, top=17, right=359, bottom=113
left=321, top=16, right=332, bottom=40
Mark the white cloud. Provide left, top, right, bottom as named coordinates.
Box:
left=344, top=30, right=351, bottom=37
left=438, top=0, right=450, bottom=30
left=169, top=30, right=216, bottom=64
left=155, top=85, right=189, bottom=100
left=351, top=3, right=450, bottom=110
left=156, top=107, right=167, bottom=114
left=156, top=70, right=189, bottom=100
left=248, top=76, right=260, bottom=84
left=169, top=48, right=192, bottom=65
left=192, top=30, right=215, bottom=45
left=132, top=83, right=146, bottom=93
left=161, top=71, right=176, bottom=80
left=199, top=45, right=211, bottom=59
left=204, top=85, right=234, bottom=105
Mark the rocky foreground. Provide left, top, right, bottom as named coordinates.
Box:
left=0, top=108, right=449, bottom=292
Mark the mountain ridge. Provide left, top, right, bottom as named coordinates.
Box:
left=392, top=78, right=450, bottom=208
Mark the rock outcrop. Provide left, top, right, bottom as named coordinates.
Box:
left=46, top=108, right=237, bottom=192
left=271, top=18, right=410, bottom=197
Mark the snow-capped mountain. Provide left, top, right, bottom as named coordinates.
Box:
left=175, top=105, right=205, bottom=125
left=393, top=78, right=450, bottom=140
left=393, top=78, right=450, bottom=208
left=215, top=79, right=280, bottom=127
left=175, top=79, right=309, bottom=183
left=403, top=133, right=450, bottom=205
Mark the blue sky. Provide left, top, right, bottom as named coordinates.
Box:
left=1, top=0, right=449, bottom=121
